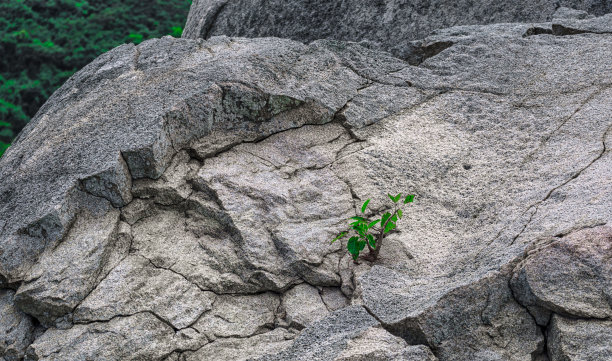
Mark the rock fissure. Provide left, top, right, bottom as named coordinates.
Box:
left=511, top=122, right=611, bottom=246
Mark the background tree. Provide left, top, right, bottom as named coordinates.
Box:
left=0, top=0, right=192, bottom=157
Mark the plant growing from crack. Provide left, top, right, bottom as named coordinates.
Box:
left=332, top=193, right=415, bottom=262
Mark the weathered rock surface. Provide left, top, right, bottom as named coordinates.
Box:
left=25, top=313, right=203, bottom=361
left=548, top=315, right=612, bottom=361
left=0, top=290, right=36, bottom=361
left=335, top=327, right=438, bottom=361
left=281, top=283, right=329, bottom=329
left=0, top=7, right=611, bottom=361
left=73, top=255, right=216, bottom=329
left=511, top=225, right=612, bottom=325
left=183, top=0, right=612, bottom=59
left=174, top=328, right=296, bottom=361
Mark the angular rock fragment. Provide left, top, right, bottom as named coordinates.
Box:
left=193, top=293, right=280, bottom=339
left=130, top=205, right=259, bottom=294
left=0, top=290, right=36, bottom=361
left=511, top=225, right=612, bottom=324
left=81, top=152, right=133, bottom=207
left=25, top=313, right=203, bottom=361
left=73, top=255, right=216, bottom=329
left=255, top=306, right=380, bottom=361
left=336, top=327, right=438, bottom=361
left=181, top=328, right=296, bottom=361
left=131, top=151, right=198, bottom=205
left=196, top=123, right=354, bottom=290
left=320, top=287, right=350, bottom=312
left=15, top=202, right=121, bottom=326
left=281, top=283, right=329, bottom=329
left=361, top=266, right=544, bottom=361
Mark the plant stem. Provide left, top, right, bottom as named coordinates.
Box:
left=367, top=205, right=400, bottom=261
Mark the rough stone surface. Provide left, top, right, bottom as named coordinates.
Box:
left=511, top=225, right=612, bottom=325
left=335, top=327, right=438, bottom=361
left=281, top=283, right=329, bottom=329
left=73, top=255, right=216, bottom=329
left=0, top=7, right=611, bottom=361
left=547, top=315, right=612, bottom=361
left=179, top=328, right=296, bottom=361
left=14, top=201, right=122, bottom=327
left=25, top=313, right=203, bottom=361
left=553, top=12, right=612, bottom=34
left=0, top=290, right=36, bottom=361
left=255, top=306, right=380, bottom=361
left=184, top=0, right=612, bottom=60
left=193, top=293, right=280, bottom=339
left=320, top=287, right=350, bottom=312
left=553, top=6, right=597, bottom=19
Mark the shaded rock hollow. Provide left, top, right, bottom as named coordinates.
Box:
left=0, top=3, right=611, bottom=361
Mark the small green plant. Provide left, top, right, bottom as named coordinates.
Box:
left=332, top=193, right=415, bottom=262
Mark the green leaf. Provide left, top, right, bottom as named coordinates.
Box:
left=388, top=193, right=402, bottom=203
left=331, top=232, right=347, bottom=244
left=390, top=214, right=398, bottom=223
left=381, top=212, right=392, bottom=226
left=361, top=199, right=370, bottom=213
left=404, top=194, right=415, bottom=203
left=357, top=239, right=366, bottom=252
left=384, top=221, right=396, bottom=233
left=367, top=219, right=380, bottom=228
left=359, top=224, right=369, bottom=236
left=350, top=216, right=367, bottom=222
left=397, top=209, right=403, bottom=219
left=347, top=236, right=359, bottom=256
left=367, top=234, right=376, bottom=248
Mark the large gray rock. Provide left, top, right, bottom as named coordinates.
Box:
left=547, top=315, right=612, bottom=361
left=183, top=0, right=612, bottom=60
left=1, top=10, right=611, bottom=361
left=360, top=265, right=545, bottom=360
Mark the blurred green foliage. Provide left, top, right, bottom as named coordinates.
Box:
left=0, top=0, right=192, bottom=158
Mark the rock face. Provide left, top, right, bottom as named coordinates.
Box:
left=183, top=0, right=612, bottom=60
left=1, top=5, right=612, bottom=361
left=511, top=225, right=612, bottom=325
